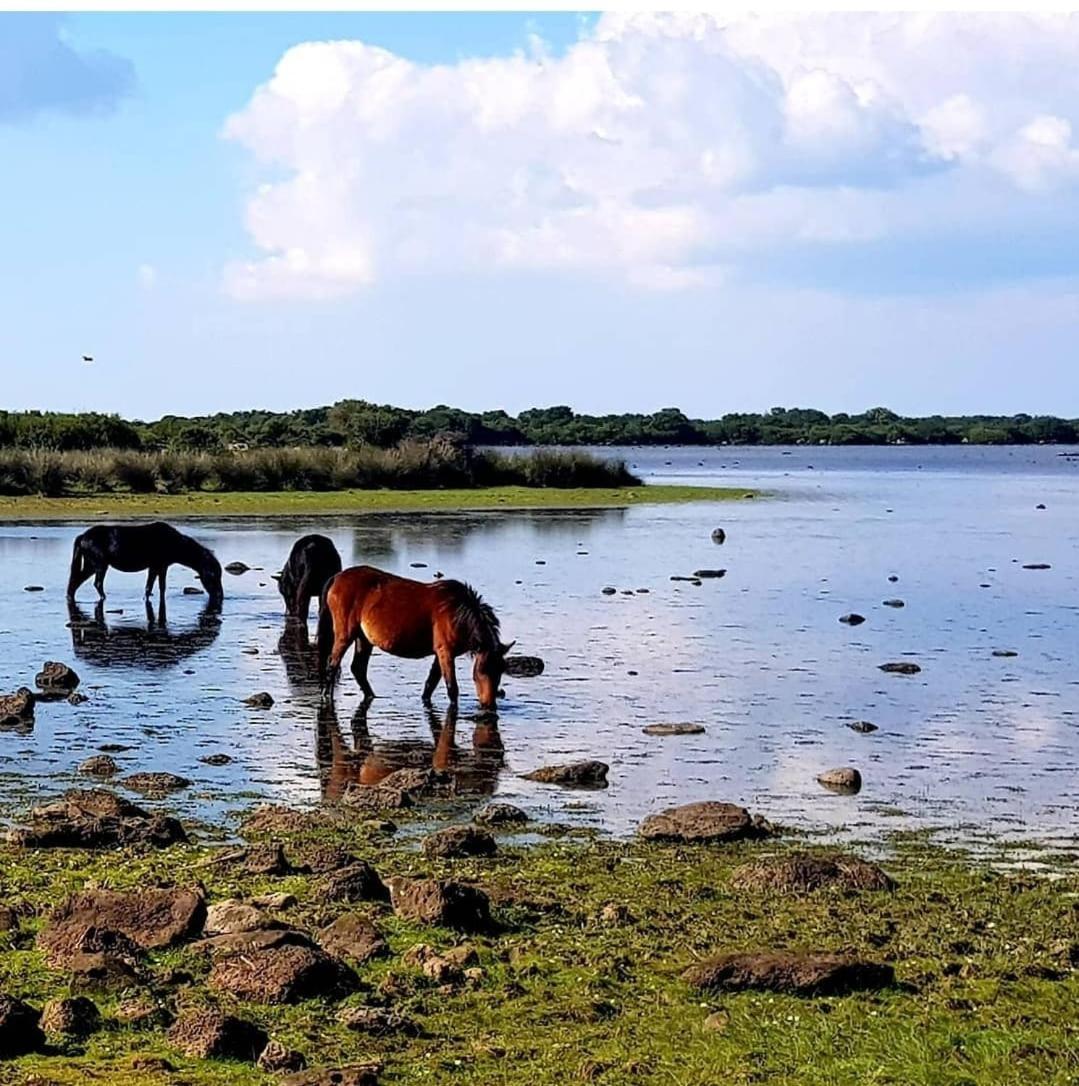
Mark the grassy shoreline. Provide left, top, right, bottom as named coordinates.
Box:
left=0, top=484, right=754, bottom=521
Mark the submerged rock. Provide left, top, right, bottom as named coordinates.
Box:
left=503, top=655, right=545, bottom=678
left=642, top=723, right=706, bottom=736
left=522, top=760, right=609, bottom=788
left=682, top=951, right=893, bottom=995
left=119, top=772, right=192, bottom=796
left=846, top=720, right=878, bottom=734
left=692, top=568, right=727, bottom=579
left=711, top=527, right=726, bottom=544
left=388, top=877, right=493, bottom=932
left=77, top=754, right=119, bottom=778
left=168, top=1010, right=268, bottom=1061
left=224, top=562, right=250, bottom=575
left=992, top=649, right=1019, bottom=658
left=473, top=802, right=528, bottom=826
left=638, top=801, right=774, bottom=844
left=730, top=852, right=895, bottom=893
left=817, top=767, right=862, bottom=794
left=882, top=598, right=905, bottom=608
left=199, top=753, right=233, bottom=765
left=245, top=692, right=274, bottom=709
left=838, top=613, right=865, bottom=626
left=879, top=661, right=921, bottom=675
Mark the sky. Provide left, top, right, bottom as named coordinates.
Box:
left=3, top=12, right=1079, bottom=420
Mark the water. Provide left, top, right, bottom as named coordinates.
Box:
left=1, top=444, right=1078, bottom=847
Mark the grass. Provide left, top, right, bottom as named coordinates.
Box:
left=0, top=485, right=754, bottom=520
left=0, top=800, right=1074, bottom=1086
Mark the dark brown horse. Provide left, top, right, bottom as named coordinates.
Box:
left=317, top=565, right=513, bottom=709
left=67, top=522, right=223, bottom=608
left=278, top=534, right=342, bottom=621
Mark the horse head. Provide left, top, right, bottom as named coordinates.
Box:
left=472, top=639, right=515, bottom=711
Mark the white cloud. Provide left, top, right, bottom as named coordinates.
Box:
left=222, top=13, right=1079, bottom=300
left=136, top=263, right=157, bottom=290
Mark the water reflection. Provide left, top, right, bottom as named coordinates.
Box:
left=277, top=619, right=321, bottom=692
left=315, top=699, right=504, bottom=803
left=66, top=599, right=221, bottom=670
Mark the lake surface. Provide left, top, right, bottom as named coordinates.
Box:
left=2, top=444, right=1078, bottom=848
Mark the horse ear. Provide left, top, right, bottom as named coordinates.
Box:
left=500, top=640, right=516, bottom=656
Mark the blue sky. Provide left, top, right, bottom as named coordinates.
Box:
left=4, top=12, right=1079, bottom=420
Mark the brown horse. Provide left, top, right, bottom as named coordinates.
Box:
left=317, top=565, right=513, bottom=709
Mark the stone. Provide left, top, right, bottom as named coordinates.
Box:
left=846, top=720, right=878, bottom=734
left=473, top=802, right=528, bottom=826
left=1023, top=563, right=1051, bottom=570
left=280, top=1065, right=381, bottom=1086
left=638, top=801, right=774, bottom=844
left=9, top=789, right=186, bottom=850
left=0, top=994, right=44, bottom=1057
left=208, top=944, right=356, bottom=1004
left=601, top=587, right=616, bottom=595
left=40, top=996, right=100, bottom=1037
left=245, top=692, right=274, bottom=708
left=239, top=842, right=291, bottom=875
left=403, top=943, right=464, bottom=985
left=116, top=996, right=171, bottom=1028
left=168, top=1010, right=268, bottom=1061
left=258, top=1041, right=307, bottom=1073
left=730, top=852, right=895, bottom=893
left=422, top=825, right=497, bottom=859
left=38, top=886, right=205, bottom=966
left=0, top=688, right=35, bottom=729
left=692, top=569, right=726, bottom=579
left=711, top=528, right=726, bottom=544
left=882, top=598, right=905, bottom=608
left=68, top=691, right=89, bottom=704
left=503, top=655, right=545, bottom=678
left=191, top=929, right=314, bottom=956
left=341, top=784, right=414, bottom=811
left=521, top=761, right=609, bottom=788
left=294, top=845, right=357, bottom=874
left=642, top=723, right=705, bottom=736
left=225, top=562, right=250, bottom=575
left=78, top=754, right=119, bottom=777
left=69, top=947, right=144, bottom=991
left=318, top=915, right=388, bottom=964
left=119, top=772, right=192, bottom=796
left=24, top=584, right=44, bottom=592
left=337, top=1006, right=416, bottom=1036
left=319, top=862, right=390, bottom=904
left=388, top=877, right=493, bottom=932
left=254, top=892, right=298, bottom=910
left=205, top=900, right=276, bottom=936
left=992, top=649, right=1019, bottom=658
left=817, top=767, right=862, bottom=795
left=35, top=661, right=80, bottom=692
left=200, top=753, right=233, bottom=765
left=682, top=951, right=893, bottom=995
left=838, top=613, right=865, bottom=626
left=878, top=661, right=921, bottom=675
left=182, top=585, right=205, bottom=595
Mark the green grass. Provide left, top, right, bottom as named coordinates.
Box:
left=0, top=485, right=755, bottom=520
left=0, top=806, right=1074, bottom=1086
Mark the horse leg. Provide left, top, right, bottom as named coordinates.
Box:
left=350, top=637, right=375, bottom=699
left=93, top=566, right=107, bottom=600
left=144, top=569, right=156, bottom=599
left=421, top=658, right=442, bottom=704
left=158, top=565, right=168, bottom=602
left=436, top=646, right=459, bottom=704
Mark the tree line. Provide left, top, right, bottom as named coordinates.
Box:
left=2, top=403, right=1078, bottom=451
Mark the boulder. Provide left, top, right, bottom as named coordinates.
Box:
left=521, top=761, right=609, bottom=788
left=0, top=688, right=35, bottom=728
left=846, top=720, right=878, bottom=734
left=388, top=877, right=493, bottom=932
left=0, top=995, right=44, bottom=1057
left=817, top=767, right=862, bottom=795
left=422, top=825, right=497, bottom=859
left=838, top=613, right=865, bottom=626
left=280, top=1066, right=381, bottom=1086
left=473, top=802, right=528, bottom=826
left=205, top=900, right=277, bottom=936
left=208, top=944, right=356, bottom=1004
left=293, top=845, right=357, bottom=874
left=119, top=772, right=192, bottom=796
left=878, top=661, right=921, bottom=675
left=200, top=753, right=233, bottom=766
left=9, top=789, right=186, bottom=850
left=730, top=852, right=895, bottom=893
left=168, top=1010, right=268, bottom=1061
left=682, top=951, right=893, bottom=995
left=245, top=692, right=274, bottom=709
left=258, top=1041, right=307, bottom=1073
left=318, top=915, right=388, bottom=964
left=319, top=862, right=389, bottom=904
left=337, top=1006, right=417, bottom=1036
left=40, top=996, right=100, bottom=1037
left=35, top=661, right=80, bottom=693
left=638, top=801, right=774, bottom=844
left=642, top=723, right=705, bottom=736
left=78, top=755, right=119, bottom=777
left=503, top=655, right=545, bottom=678
left=190, top=929, right=314, bottom=956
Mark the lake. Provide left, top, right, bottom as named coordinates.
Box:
left=1, top=444, right=1077, bottom=848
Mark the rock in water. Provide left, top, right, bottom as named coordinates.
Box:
left=473, top=802, right=528, bottom=826
left=992, top=649, right=1018, bottom=658
left=119, top=772, right=191, bottom=796
left=245, top=692, right=274, bottom=709
left=503, top=655, right=545, bottom=678
left=846, top=720, right=878, bottom=734
left=0, top=689, right=35, bottom=729
left=838, top=613, right=865, bottom=626
left=642, top=723, right=706, bottom=736
left=224, top=562, right=250, bottom=575
left=711, top=528, right=726, bottom=544
left=692, top=568, right=727, bottom=579
left=422, top=825, right=497, bottom=859
left=638, top=801, right=774, bottom=844
left=682, top=951, right=893, bottom=995
left=35, top=661, right=80, bottom=693
left=882, top=598, right=905, bottom=608
left=1022, top=563, right=1051, bottom=570
left=817, top=767, right=862, bottom=794
left=879, top=661, right=920, bottom=675
left=521, top=761, right=609, bottom=788
left=77, top=755, right=119, bottom=777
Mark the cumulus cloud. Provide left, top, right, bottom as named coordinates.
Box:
left=0, top=15, right=133, bottom=123
left=222, top=13, right=1079, bottom=300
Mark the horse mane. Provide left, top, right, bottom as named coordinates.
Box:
left=178, top=532, right=220, bottom=575
left=441, top=580, right=501, bottom=654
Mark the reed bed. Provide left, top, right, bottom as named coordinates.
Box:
left=0, top=442, right=639, bottom=497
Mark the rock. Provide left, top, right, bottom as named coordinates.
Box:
left=730, top=852, right=895, bottom=892
left=0, top=907, right=18, bottom=933
left=9, top=789, right=186, bottom=850
left=1036, top=503, right=1046, bottom=510
left=388, top=877, right=493, bottom=932
left=882, top=598, right=905, bottom=608
left=240, top=842, right=292, bottom=875
left=280, top=1065, right=382, bottom=1086
left=473, top=802, right=528, bottom=826
left=40, top=996, right=100, bottom=1037
left=200, top=753, right=233, bottom=765
left=254, top=891, right=297, bottom=910
left=422, top=825, right=497, bottom=859
left=1023, top=563, right=1051, bottom=570
left=0, top=994, right=44, bottom=1057
left=642, top=723, right=705, bottom=736
left=318, top=915, right=388, bottom=964
left=68, top=945, right=144, bottom=990
left=597, top=902, right=634, bottom=925
left=503, top=655, right=545, bottom=678
left=601, top=587, right=616, bottom=595
left=208, top=944, right=356, bottom=1004
left=992, top=649, right=1018, bottom=658
left=319, top=862, right=390, bottom=904
left=878, top=661, right=920, bottom=675
left=225, top=562, right=250, bottom=575
left=68, top=691, right=89, bottom=705
left=521, top=760, right=609, bottom=788
left=38, top=886, right=206, bottom=966
left=402, top=943, right=466, bottom=984
left=293, top=845, right=357, bottom=874
left=711, top=528, right=726, bottom=544
left=205, top=900, right=277, bottom=935
left=846, top=720, right=878, bottom=734
left=116, top=996, right=171, bottom=1028
left=817, top=767, right=862, bottom=794
left=0, top=688, right=35, bottom=729
left=35, top=661, right=80, bottom=693
left=259, top=1041, right=307, bottom=1073
left=191, top=929, right=314, bottom=956
left=337, top=1006, right=416, bottom=1036
left=119, top=772, right=192, bottom=796
left=77, top=754, right=119, bottom=777
left=341, top=784, right=414, bottom=811
left=638, top=801, right=774, bottom=844
left=888, top=574, right=899, bottom=582
left=182, top=585, right=205, bottom=595
left=682, top=951, right=893, bottom=995
left=24, top=584, right=44, bottom=592
left=838, top=613, right=865, bottom=626
left=692, top=569, right=726, bottom=579
left=245, top=692, right=274, bottom=709
left=168, top=1010, right=268, bottom=1061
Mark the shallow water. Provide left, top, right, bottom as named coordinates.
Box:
left=1, top=445, right=1078, bottom=846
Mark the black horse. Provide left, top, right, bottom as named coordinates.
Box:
left=67, top=522, right=224, bottom=608
left=278, top=534, right=342, bottom=621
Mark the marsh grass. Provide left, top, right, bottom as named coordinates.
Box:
left=0, top=442, right=639, bottom=497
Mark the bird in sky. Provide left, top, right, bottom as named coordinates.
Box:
left=81, top=355, right=94, bottom=364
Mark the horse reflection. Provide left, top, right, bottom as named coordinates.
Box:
left=315, top=699, right=504, bottom=804
left=278, top=620, right=321, bottom=691
left=67, top=599, right=221, bottom=670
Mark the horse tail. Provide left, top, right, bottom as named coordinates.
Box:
left=316, top=577, right=338, bottom=696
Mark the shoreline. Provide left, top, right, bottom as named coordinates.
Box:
left=0, top=484, right=755, bottom=521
